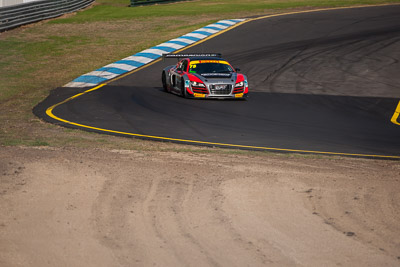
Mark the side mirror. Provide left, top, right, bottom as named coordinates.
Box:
left=235, top=67, right=241, bottom=72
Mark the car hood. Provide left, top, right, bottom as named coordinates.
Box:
left=193, top=72, right=237, bottom=83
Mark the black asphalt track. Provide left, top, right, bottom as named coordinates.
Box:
left=34, top=5, right=400, bottom=158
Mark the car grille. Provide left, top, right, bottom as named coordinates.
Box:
left=192, top=87, right=208, bottom=94
left=210, top=84, right=232, bottom=95
left=233, top=87, right=244, bottom=94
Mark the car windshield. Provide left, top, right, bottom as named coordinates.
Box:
left=189, top=62, right=233, bottom=74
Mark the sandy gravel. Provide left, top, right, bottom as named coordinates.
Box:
left=0, top=146, right=399, bottom=266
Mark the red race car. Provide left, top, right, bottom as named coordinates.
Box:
left=162, top=53, right=248, bottom=99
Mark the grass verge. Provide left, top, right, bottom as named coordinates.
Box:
left=0, top=0, right=399, bottom=154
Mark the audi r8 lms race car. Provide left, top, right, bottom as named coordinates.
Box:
left=161, top=53, right=248, bottom=99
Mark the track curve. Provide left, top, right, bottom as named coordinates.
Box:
left=35, top=5, right=400, bottom=158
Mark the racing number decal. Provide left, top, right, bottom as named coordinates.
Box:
left=194, top=93, right=206, bottom=98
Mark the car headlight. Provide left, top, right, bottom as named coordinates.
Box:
left=190, top=81, right=205, bottom=87
left=235, top=81, right=244, bottom=87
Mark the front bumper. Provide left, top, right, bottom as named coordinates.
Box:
left=191, top=92, right=247, bottom=99
left=188, top=84, right=248, bottom=99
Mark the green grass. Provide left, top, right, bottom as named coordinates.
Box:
left=0, top=0, right=399, bottom=153
left=1, top=137, right=49, bottom=147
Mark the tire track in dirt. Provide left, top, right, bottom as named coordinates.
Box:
left=1, top=147, right=399, bottom=266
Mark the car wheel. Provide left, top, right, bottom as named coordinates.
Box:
left=180, top=78, right=187, bottom=98
left=162, top=72, right=168, bottom=91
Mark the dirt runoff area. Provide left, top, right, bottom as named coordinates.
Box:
left=0, top=145, right=399, bottom=267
